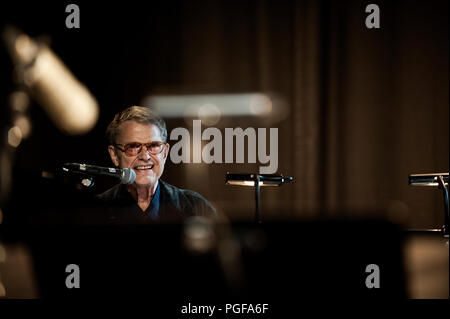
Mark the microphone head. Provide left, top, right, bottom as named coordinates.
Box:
left=121, top=168, right=136, bottom=184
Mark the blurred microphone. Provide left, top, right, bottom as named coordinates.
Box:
left=2, top=25, right=99, bottom=135
left=62, top=163, right=136, bottom=184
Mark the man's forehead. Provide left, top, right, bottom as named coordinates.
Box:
left=116, top=120, right=162, bottom=140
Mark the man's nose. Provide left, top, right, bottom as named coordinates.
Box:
left=138, top=145, right=151, bottom=160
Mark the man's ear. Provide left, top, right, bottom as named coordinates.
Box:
left=163, top=143, right=170, bottom=160
left=108, top=145, right=120, bottom=167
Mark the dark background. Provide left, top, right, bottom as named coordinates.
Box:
left=0, top=0, right=448, bottom=228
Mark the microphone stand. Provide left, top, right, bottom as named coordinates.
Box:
left=436, top=175, right=449, bottom=237
left=255, top=174, right=261, bottom=224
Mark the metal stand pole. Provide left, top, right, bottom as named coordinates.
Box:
left=255, top=174, right=261, bottom=223
left=437, top=175, right=449, bottom=237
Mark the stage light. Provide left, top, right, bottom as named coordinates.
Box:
left=198, top=103, right=222, bottom=126
left=7, top=126, right=22, bottom=148
left=14, top=115, right=32, bottom=138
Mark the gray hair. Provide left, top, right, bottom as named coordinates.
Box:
left=106, top=106, right=167, bottom=143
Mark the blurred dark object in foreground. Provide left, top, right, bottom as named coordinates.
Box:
left=5, top=169, right=448, bottom=305
left=2, top=167, right=112, bottom=225
left=1, top=219, right=407, bottom=306
left=402, top=230, right=449, bottom=298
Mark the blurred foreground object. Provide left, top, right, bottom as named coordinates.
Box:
left=2, top=25, right=99, bottom=135
left=4, top=220, right=406, bottom=300
left=0, top=240, right=39, bottom=298
left=0, top=25, right=99, bottom=203
left=142, top=93, right=288, bottom=125
left=403, top=231, right=449, bottom=298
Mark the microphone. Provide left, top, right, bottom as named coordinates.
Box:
left=2, top=25, right=99, bottom=135
left=62, top=163, right=136, bottom=184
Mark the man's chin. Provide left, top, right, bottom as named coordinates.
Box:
left=133, top=170, right=156, bottom=184
left=133, top=177, right=157, bottom=187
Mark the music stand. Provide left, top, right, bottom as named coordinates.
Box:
left=225, top=173, right=293, bottom=223
left=409, top=173, right=449, bottom=237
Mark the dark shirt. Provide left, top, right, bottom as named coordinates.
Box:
left=95, top=180, right=216, bottom=224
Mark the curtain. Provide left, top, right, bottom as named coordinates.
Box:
left=163, top=0, right=448, bottom=228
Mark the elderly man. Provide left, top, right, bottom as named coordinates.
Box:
left=97, top=106, right=216, bottom=222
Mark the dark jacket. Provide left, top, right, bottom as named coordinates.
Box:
left=95, top=180, right=216, bottom=224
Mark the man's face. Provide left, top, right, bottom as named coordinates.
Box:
left=108, top=121, right=169, bottom=186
